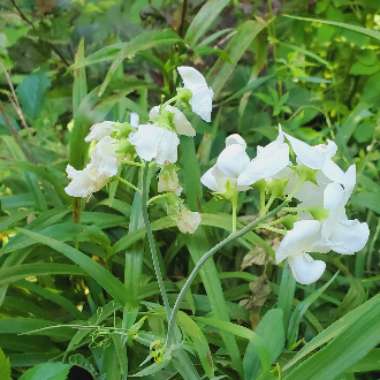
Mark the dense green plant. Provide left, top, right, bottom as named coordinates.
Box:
left=1, top=1, right=380, bottom=379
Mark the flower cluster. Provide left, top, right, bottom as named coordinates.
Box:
left=65, top=66, right=213, bottom=234
left=202, top=129, right=369, bottom=284
left=65, top=65, right=369, bottom=284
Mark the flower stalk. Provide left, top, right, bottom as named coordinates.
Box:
left=141, top=163, right=171, bottom=318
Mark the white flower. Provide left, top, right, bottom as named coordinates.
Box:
left=64, top=164, right=109, bottom=198
left=201, top=134, right=250, bottom=194
left=176, top=208, right=201, bottom=234
left=85, top=121, right=115, bottom=142
left=177, top=66, right=214, bottom=122
left=149, top=105, right=195, bottom=137
left=285, top=132, right=337, bottom=171
left=90, top=136, right=119, bottom=177
left=238, top=129, right=290, bottom=187
left=276, top=220, right=327, bottom=285
left=158, top=165, right=182, bottom=195
left=65, top=136, right=119, bottom=198
left=320, top=182, right=369, bottom=254
left=129, top=124, right=180, bottom=165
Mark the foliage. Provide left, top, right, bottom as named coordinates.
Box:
left=0, top=0, right=380, bottom=379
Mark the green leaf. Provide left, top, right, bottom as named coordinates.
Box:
left=287, top=272, right=338, bottom=346
left=185, top=0, right=229, bottom=46
left=283, top=14, right=380, bottom=42
left=243, top=308, right=284, bottom=380
left=283, top=296, right=380, bottom=380
left=16, top=71, right=50, bottom=121
left=283, top=294, right=380, bottom=373
left=0, top=348, right=11, bottom=380
left=19, top=362, right=71, bottom=380
left=177, top=311, right=214, bottom=378
left=18, top=228, right=128, bottom=305
left=277, top=264, right=296, bottom=329
left=208, top=19, right=268, bottom=97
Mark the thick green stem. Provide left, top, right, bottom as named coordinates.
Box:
left=141, top=163, right=171, bottom=317
left=165, top=200, right=287, bottom=345
left=231, top=192, right=238, bottom=233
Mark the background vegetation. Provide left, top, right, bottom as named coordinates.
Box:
left=1, top=0, right=380, bottom=379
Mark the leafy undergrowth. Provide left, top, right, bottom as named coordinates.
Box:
left=1, top=1, right=380, bottom=379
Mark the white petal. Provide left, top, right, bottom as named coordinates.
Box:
left=289, top=253, right=326, bottom=285
left=90, top=136, right=119, bottom=177
left=325, top=219, right=369, bottom=255
left=323, top=182, right=346, bottom=212
left=276, top=220, right=322, bottom=263
left=286, top=133, right=337, bottom=170
left=294, top=181, right=325, bottom=208
left=130, top=113, right=139, bottom=129
left=177, top=66, right=213, bottom=122
left=238, top=137, right=289, bottom=186
left=129, top=124, right=179, bottom=164
left=201, top=166, right=228, bottom=193
left=64, top=164, right=103, bottom=198
left=216, top=144, right=250, bottom=179
left=85, top=121, right=115, bottom=142
left=225, top=134, right=247, bottom=148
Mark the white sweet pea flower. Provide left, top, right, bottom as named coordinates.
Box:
left=149, top=105, right=195, bottom=137
left=177, top=66, right=213, bottom=122
left=285, top=133, right=337, bottom=172
left=176, top=207, right=201, bottom=234
left=276, top=220, right=327, bottom=285
left=320, top=182, right=369, bottom=254
left=238, top=129, right=290, bottom=187
left=85, top=121, right=115, bottom=142
left=90, top=136, right=119, bottom=177
left=201, top=134, right=250, bottom=194
left=129, top=124, right=180, bottom=165
left=65, top=136, right=119, bottom=198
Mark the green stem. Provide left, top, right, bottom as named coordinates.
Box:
left=141, top=163, right=171, bottom=317
left=147, top=193, right=172, bottom=207
left=165, top=199, right=288, bottom=345
left=259, top=186, right=266, bottom=216
left=231, top=192, right=238, bottom=233
left=118, top=176, right=140, bottom=193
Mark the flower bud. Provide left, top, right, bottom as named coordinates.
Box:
left=158, top=165, right=182, bottom=195
left=176, top=207, right=201, bottom=234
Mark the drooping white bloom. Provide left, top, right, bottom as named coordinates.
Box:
left=129, top=124, right=180, bottom=165
left=201, top=134, right=250, bottom=194
left=149, top=105, right=195, bottom=137
left=65, top=136, right=119, bottom=198
left=177, top=66, right=214, bottom=122
left=85, top=121, right=115, bottom=142
left=238, top=129, right=290, bottom=187
left=90, top=136, right=119, bottom=177
left=176, top=207, right=202, bottom=234
left=276, top=220, right=327, bottom=285
left=320, top=182, right=369, bottom=254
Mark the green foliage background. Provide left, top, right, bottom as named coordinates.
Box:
left=1, top=0, right=380, bottom=379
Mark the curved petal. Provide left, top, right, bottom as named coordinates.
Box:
left=130, top=112, right=139, bottom=129
left=237, top=138, right=289, bottom=186
left=176, top=209, right=201, bottom=234
left=288, top=253, right=326, bottom=285
left=129, top=124, right=160, bottom=162
left=90, top=136, right=119, bottom=177
left=156, top=128, right=180, bottom=164
left=85, top=121, right=115, bottom=142
left=275, top=220, right=322, bottom=263
left=177, top=66, right=213, bottom=122
left=201, top=166, right=228, bottom=193
left=327, top=219, right=369, bottom=255
left=323, top=182, right=346, bottom=211
left=216, top=144, right=250, bottom=178
left=65, top=164, right=99, bottom=198
left=285, top=133, right=337, bottom=170
left=225, top=134, right=247, bottom=148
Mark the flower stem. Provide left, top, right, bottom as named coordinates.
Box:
left=118, top=176, right=140, bottom=193
left=147, top=193, right=172, bottom=207
left=231, top=192, right=238, bottom=233
left=165, top=199, right=288, bottom=346
left=141, top=163, right=171, bottom=318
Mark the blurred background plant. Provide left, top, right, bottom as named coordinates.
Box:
left=0, top=0, right=380, bottom=379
